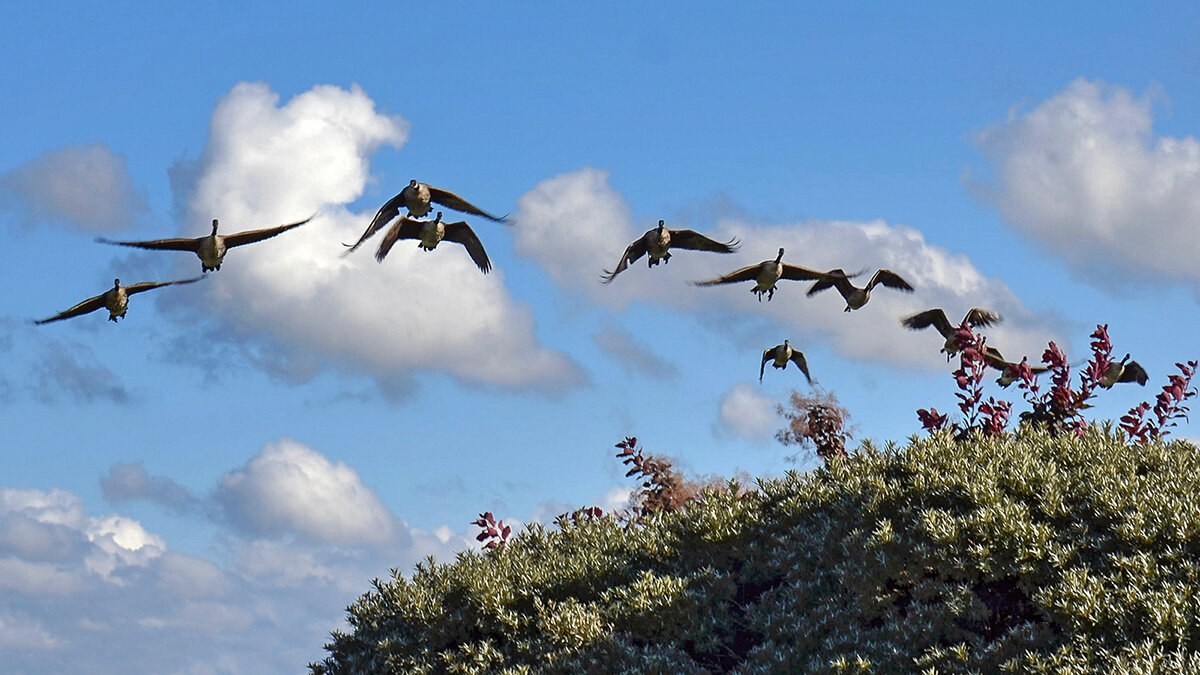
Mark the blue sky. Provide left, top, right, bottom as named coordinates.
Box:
left=3, top=2, right=1199, bottom=672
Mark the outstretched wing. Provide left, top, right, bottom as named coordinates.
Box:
left=667, top=229, right=739, bottom=254
left=428, top=186, right=507, bottom=223
left=789, top=350, right=812, bottom=385
left=760, top=348, right=773, bottom=382
left=902, top=308, right=953, bottom=337
left=223, top=215, right=314, bottom=248
left=963, top=308, right=1001, bottom=329
left=1120, top=361, right=1149, bottom=386
left=780, top=263, right=824, bottom=282
left=807, top=268, right=853, bottom=297
left=442, top=221, right=492, bottom=273
left=600, top=238, right=649, bottom=284
left=374, top=218, right=424, bottom=262
left=867, top=269, right=914, bottom=292
left=35, top=292, right=108, bottom=325
left=95, top=235, right=201, bottom=253
left=692, top=263, right=762, bottom=287
left=123, top=277, right=204, bottom=296
left=345, top=192, right=407, bottom=254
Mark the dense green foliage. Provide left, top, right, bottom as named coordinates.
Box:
left=311, top=428, right=1200, bottom=673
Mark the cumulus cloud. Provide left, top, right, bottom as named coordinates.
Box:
left=971, top=78, right=1200, bottom=289
left=716, top=383, right=779, bottom=443
left=592, top=324, right=680, bottom=380
left=101, top=462, right=201, bottom=514
left=0, top=143, right=146, bottom=232
left=30, top=340, right=130, bottom=405
left=216, top=438, right=396, bottom=545
left=167, top=82, right=582, bottom=392
left=514, top=169, right=1061, bottom=367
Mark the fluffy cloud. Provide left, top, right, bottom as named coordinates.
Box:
left=30, top=340, right=130, bottom=405
left=514, top=169, right=1060, bottom=368
left=716, top=383, right=779, bottom=443
left=216, top=438, right=396, bottom=545
left=971, top=78, right=1200, bottom=288
left=167, top=82, right=582, bottom=392
left=100, top=462, right=201, bottom=514
left=592, top=324, right=680, bottom=380
left=0, top=143, right=146, bottom=232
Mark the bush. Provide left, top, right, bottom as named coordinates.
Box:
left=312, top=428, right=1200, bottom=674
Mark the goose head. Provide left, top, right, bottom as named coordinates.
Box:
left=211, top=219, right=219, bottom=235
left=657, top=219, right=666, bottom=232
left=433, top=211, right=443, bottom=223
left=113, top=278, right=121, bottom=289
left=775, top=247, right=785, bottom=263
left=409, top=179, right=419, bottom=188
left=783, top=339, right=790, bottom=349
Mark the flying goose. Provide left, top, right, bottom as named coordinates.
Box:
left=35, top=277, right=203, bottom=325
left=692, top=248, right=824, bottom=301
left=97, top=216, right=313, bottom=273
left=983, top=348, right=1049, bottom=387
left=807, top=268, right=914, bottom=311
left=1100, top=354, right=1149, bottom=388
left=760, top=340, right=812, bottom=384
left=344, top=180, right=506, bottom=254
left=600, top=220, right=739, bottom=283
left=374, top=211, right=491, bottom=273
left=902, top=307, right=1002, bottom=357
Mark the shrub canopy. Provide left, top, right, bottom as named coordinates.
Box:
left=311, top=428, right=1200, bottom=674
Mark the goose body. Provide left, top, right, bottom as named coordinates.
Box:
left=760, top=340, right=812, bottom=384
left=1100, top=354, right=1148, bottom=388
left=97, top=216, right=313, bottom=272
left=345, top=180, right=506, bottom=254
left=808, top=268, right=913, bottom=311
left=693, top=248, right=822, bottom=301
left=35, top=277, right=203, bottom=325
left=374, top=212, right=492, bottom=273
left=902, top=307, right=1002, bottom=357
left=600, top=220, right=739, bottom=283
left=983, top=348, right=1049, bottom=387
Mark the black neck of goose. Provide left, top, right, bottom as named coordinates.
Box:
left=211, top=219, right=219, bottom=234
left=775, top=249, right=784, bottom=263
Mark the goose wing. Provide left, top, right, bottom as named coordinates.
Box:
left=963, top=308, right=1001, bottom=329
left=806, top=269, right=854, bottom=297
left=374, top=218, right=425, bottom=263
left=95, top=235, right=202, bottom=252
left=789, top=350, right=813, bottom=384
left=1120, top=360, right=1149, bottom=386
left=867, top=269, right=914, bottom=292
left=667, top=229, right=740, bottom=254
left=902, top=308, right=953, bottom=337
left=600, top=238, right=648, bottom=284
left=345, top=192, right=407, bottom=254
left=35, top=291, right=109, bottom=324
left=442, top=221, right=492, bottom=273
left=780, top=263, right=824, bottom=282
left=427, top=186, right=507, bottom=223
left=760, top=348, right=773, bottom=382
left=123, top=277, right=205, bottom=296
left=692, top=262, right=764, bottom=286
left=222, top=215, right=314, bottom=248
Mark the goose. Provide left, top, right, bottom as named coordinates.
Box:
left=1100, top=354, right=1149, bottom=388
left=97, top=216, right=313, bottom=273
left=344, top=180, right=506, bottom=254
left=692, top=248, right=824, bottom=301
left=35, top=277, right=203, bottom=325
left=807, top=268, right=913, bottom=311
left=374, top=212, right=491, bottom=273
left=760, top=340, right=812, bottom=384
left=902, top=307, right=1002, bottom=358
left=600, top=220, right=739, bottom=283
left=983, top=348, right=1049, bottom=387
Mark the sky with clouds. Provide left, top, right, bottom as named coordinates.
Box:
left=3, top=2, right=1199, bottom=672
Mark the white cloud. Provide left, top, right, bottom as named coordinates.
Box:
left=167, top=81, right=582, bottom=392
left=0, top=612, right=60, bottom=651
left=216, top=438, right=396, bottom=545
left=0, top=488, right=87, bottom=530
left=717, top=383, right=779, bottom=443
left=84, top=515, right=166, bottom=581
left=155, top=553, right=230, bottom=599
left=971, top=78, right=1200, bottom=289
left=0, top=143, right=146, bottom=232
left=513, top=169, right=1061, bottom=368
